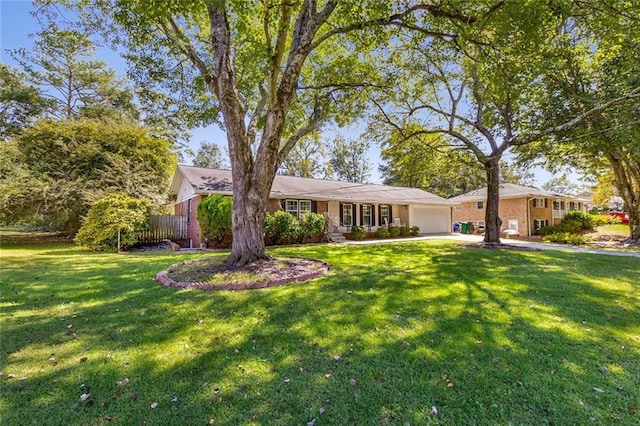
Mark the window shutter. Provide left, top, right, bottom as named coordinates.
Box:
left=359, top=204, right=364, bottom=226
left=371, top=205, right=376, bottom=226
left=378, top=205, right=382, bottom=226
left=544, top=198, right=548, bottom=208
left=311, top=200, right=317, bottom=213
left=388, top=206, right=393, bottom=225
left=339, top=203, right=344, bottom=225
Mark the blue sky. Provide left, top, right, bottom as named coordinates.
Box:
left=1, top=0, right=574, bottom=188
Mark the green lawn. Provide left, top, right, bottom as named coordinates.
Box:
left=1, top=240, right=639, bottom=425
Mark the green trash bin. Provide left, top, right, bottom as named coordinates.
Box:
left=460, top=222, right=468, bottom=234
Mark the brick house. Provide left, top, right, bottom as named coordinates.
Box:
left=449, top=183, right=590, bottom=237
left=170, top=165, right=454, bottom=248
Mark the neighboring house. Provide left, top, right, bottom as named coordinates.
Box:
left=449, top=183, right=589, bottom=237
left=170, top=165, right=454, bottom=248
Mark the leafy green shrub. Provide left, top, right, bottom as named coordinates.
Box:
left=197, top=195, right=233, bottom=248
left=350, top=225, right=366, bottom=241
left=299, top=212, right=325, bottom=243
left=388, top=225, right=400, bottom=238
left=375, top=227, right=390, bottom=239
left=75, top=193, right=150, bottom=251
left=591, top=214, right=620, bottom=227
left=265, top=211, right=301, bottom=245
left=409, top=226, right=420, bottom=236
left=539, top=220, right=582, bottom=236
left=564, top=211, right=594, bottom=230
left=398, top=226, right=410, bottom=237
left=543, top=232, right=591, bottom=245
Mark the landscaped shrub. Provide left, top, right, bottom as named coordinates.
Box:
left=543, top=232, right=591, bottom=245
left=539, top=220, right=582, bottom=236
left=265, top=211, right=301, bottom=245
left=375, top=227, right=390, bottom=239
left=299, top=212, right=325, bottom=243
left=388, top=225, right=400, bottom=238
left=409, top=226, right=420, bottom=236
left=197, top=194, right=233, bottom=248
left=564, top=210, right=594, bottom=230
left=591, top=214, right=621, bottom=227
left=75, top=193, right=150, bottom=251
left=350, top=225, right=366, bottom=241
left=398, top=226, right=410, bottom=237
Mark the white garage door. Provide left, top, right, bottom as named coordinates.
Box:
left=412, top=206, right=450, bottom=234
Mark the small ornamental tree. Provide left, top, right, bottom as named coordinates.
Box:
left=196, top=195, right=233, bottom=248
left=75, top=193, right=150, bottom=251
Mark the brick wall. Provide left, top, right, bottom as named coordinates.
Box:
left=453, top=197, right=537, bottom=235
left=174, top=195, right=204, bottom=248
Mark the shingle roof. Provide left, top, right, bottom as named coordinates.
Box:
left=448, top=183, right=559, bottom=203
left=175, top=165, right=453, bottom=206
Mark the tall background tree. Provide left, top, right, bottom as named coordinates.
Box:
left=328, top=135, right=372, bottom=183
left=187, top=141, right=227, bottom=169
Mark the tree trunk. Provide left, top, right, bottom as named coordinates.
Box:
left=607, top=150, right=640, bottom=242
left=483, top=159, right=502, bottom=245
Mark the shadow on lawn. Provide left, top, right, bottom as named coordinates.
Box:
left=1, top=242, right=638, bottom=424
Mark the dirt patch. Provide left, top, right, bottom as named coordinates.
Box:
left=457, top=242, right=540, bottom=252
left=156, top=256, right=330, bottom=291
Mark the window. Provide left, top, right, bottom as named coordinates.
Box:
left=534, top=219, right=549, bottom=231
left=507, top=220, right=518, bottom=231
left=362, top=204, right=372, bottom=226
left=380, top=204, right=390, bottom=225
left=342, top=203, right=353, bottom=226
left=533, top=198, right=545, bottom=208
left=477, top=221, right=485, bottom=230
left=285, top=199, right=312, bottom=218
left=477, top=201, right=484, bottom=209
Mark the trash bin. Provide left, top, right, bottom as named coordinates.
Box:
left=460, top=222, right=468, bottom=234
left=453, top=222, right=460, bottom=232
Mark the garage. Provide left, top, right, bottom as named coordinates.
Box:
left=410, top=206, right=451, bottom=234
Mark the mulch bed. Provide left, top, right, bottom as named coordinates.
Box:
left=156, top=257, right=330, bottom=291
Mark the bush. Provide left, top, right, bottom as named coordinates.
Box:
left=75, top=193, right=150, bottom=251
left=350, top=225, right=366, bottom=241
left=197, top=195, right=233, bottom=248
left=299, top=212, right=325, bottom=243
left=409, top=226, right=420, bottom=236
left=592, top=214, right=620, bottom=227
left=265, top=211, right=300, bottom=245
left=543, top=232, right=591, bottom=245
left=375, top=227, right=390, bottom=239
left=564, top=211, right=594, bottom=230
left=388, top=225, right=400, bottom=238
left=398, top=226, right=410, bottom=237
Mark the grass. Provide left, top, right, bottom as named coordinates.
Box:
left=1, top=238, right=639, bottom=425
left=596, top=224, right=631, bottom=236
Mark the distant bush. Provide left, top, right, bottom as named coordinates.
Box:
left=543, top=232, right=591, bottom=245
left=375, top=227, right=390, bottom=239
left=197, top=195, right=232, bottom=248
left=409, top=226, right=420, bottom=236
left=350, top=225, right=366, bottom=241
left=265, top=211, right=300, bottom=245
left=591, top=214, right=620, bottom=227
left=564, top=211, right=594, bottom=230
left=388, top=225, right=400, bottom=238
left=75, top=193, right=150, bottom=251
left=398, top=226, right=410, bottom=237
left=299, top=212, right=325, bottom=243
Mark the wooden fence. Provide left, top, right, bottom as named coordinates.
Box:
left=139, top=215, right=188, bottom=245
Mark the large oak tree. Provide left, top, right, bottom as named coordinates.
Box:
left=63, top=0, right=481, bottom=264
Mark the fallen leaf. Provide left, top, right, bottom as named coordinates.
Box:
left=332, top=355, right=342, bottom=361
left=593, top=387, right=604, bottom=393
left=7, top=374, right=15, bottom=379
left=319, top=407, right=326, bottom=414
left=628, top=406, right=637, bottom=414
left=324, top=373, right=332, bottom=378
left=208, top=419, right=215, bottom=425
left=150, top=402, right=158, bottom=409
left=213, top=388, right=220, bottom=394
left=130, top=394, right=138, bottom=402
left=171, top=396, right=178, bottom=403
left=349, top=378, right=357, bottom=386
left=284, top=378, right=291, bottom=384
left=431, top=406, right=438, bottom=416
left=80, top=393, right=90, bottom=401
left=80, top=357, right=87, bottom=363
left=115, top=386, right=123, bottom=397
left=307, top=419, right=316, bottom=426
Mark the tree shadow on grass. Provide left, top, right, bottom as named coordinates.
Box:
left=1, top=241, right=638, bottom=424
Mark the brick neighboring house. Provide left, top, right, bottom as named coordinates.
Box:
left=170, top=165, right=454, bottom=248
left=449, top=183, right=590, bottom=237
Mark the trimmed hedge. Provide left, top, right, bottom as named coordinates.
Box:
left=197, top=195, right=233, bottom=248
left=350, top=225, right=366, bottom=240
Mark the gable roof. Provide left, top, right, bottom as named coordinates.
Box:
left=449, top=183, right=561, bottom=203
left=171, top=165, right=453, bottom=206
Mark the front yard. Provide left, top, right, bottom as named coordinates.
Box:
left=1, top=239, right=638, bottom=425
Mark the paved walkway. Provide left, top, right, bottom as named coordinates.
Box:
left=342, top=233, right=640, bottom=259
